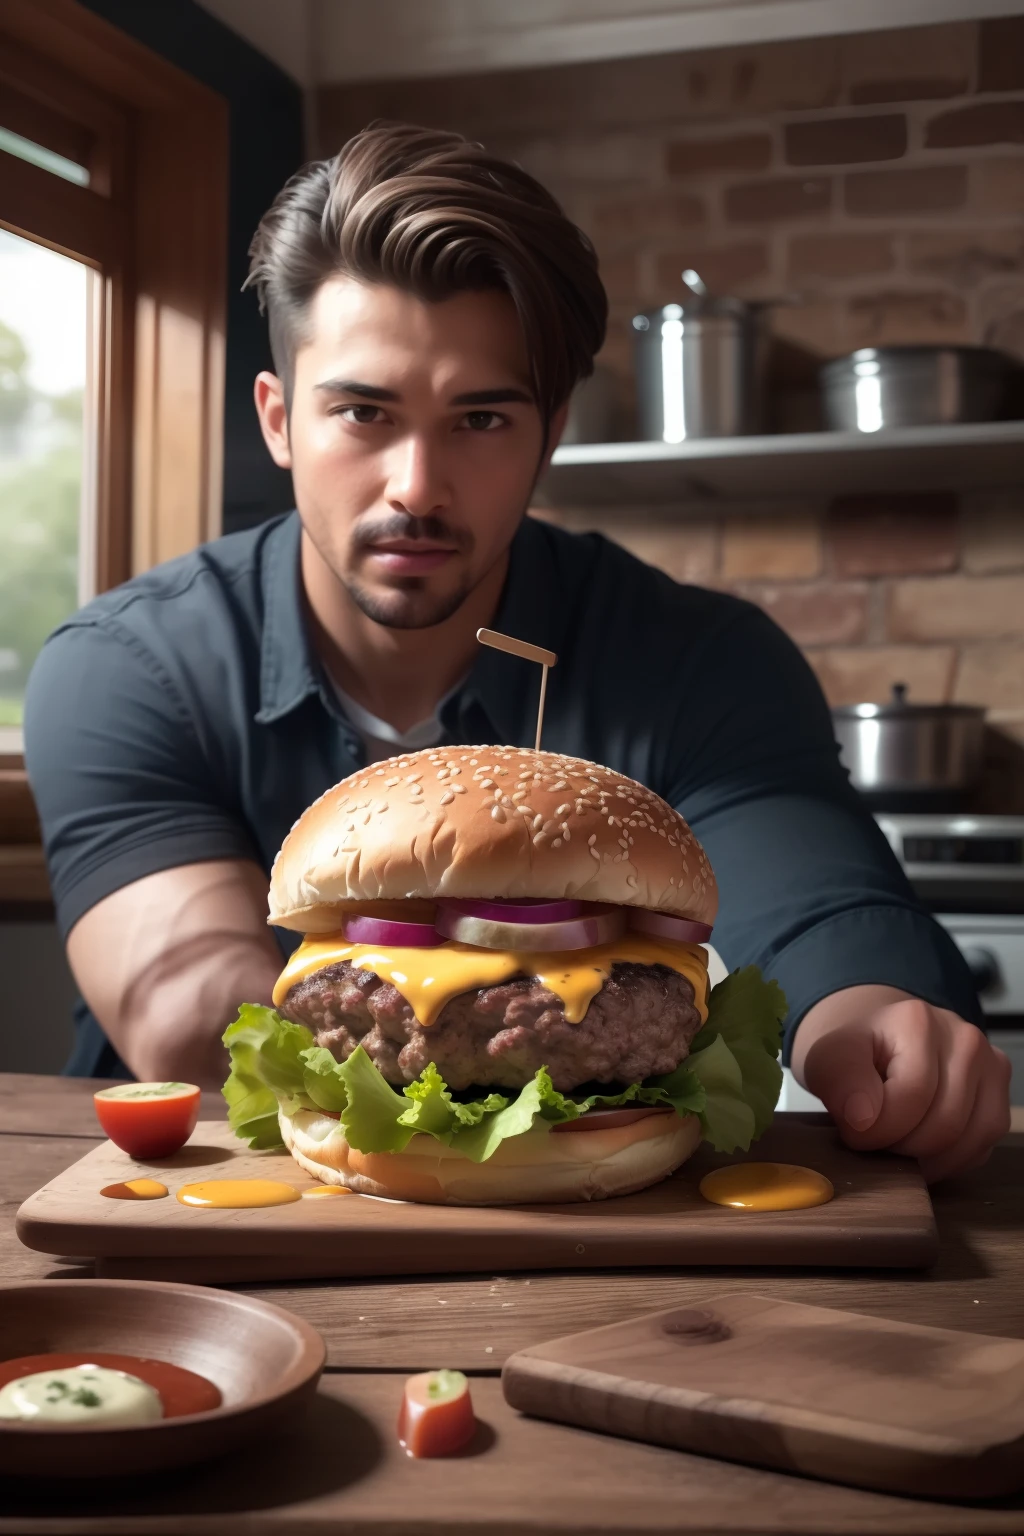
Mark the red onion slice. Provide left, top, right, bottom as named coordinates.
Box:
left=628, top=909, right=713, bottom=944
left=343, top=914, right=442, bottom=948
left=439, top=897, right=583, bottom=924
left=435, top=907, right=626, bottom=952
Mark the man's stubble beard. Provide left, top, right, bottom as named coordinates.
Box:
left=340, top=569, right=479, bottom=631
left=323, top=496, right=532, bottom=631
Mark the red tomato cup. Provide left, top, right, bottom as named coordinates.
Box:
left=93, top=1082, right=201, bottom=1159
left=398, top=1369, right=476, bottom=1457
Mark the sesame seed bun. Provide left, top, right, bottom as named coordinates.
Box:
left=280, top=1104, right=702, bottom=1205
left=268, top=747, right=717, bottom=933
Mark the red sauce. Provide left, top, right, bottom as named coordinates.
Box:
left=0, top=1353, right=221, bottom=1418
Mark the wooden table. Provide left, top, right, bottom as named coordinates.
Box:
left=2, top=1072, right=1023, bottom=1534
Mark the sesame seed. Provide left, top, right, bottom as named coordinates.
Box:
left=480, top=778, right=494, bottom=789
left=589, top=847, right=600, bottom=860
left=452, top=784, right=467, bottom=794
left=512, top=790, right=527, bottom=802
left=588, top=834, right=597, bottom=845
left=533, top=831, right=547, bottom=846
left=491, top=806, right=507, bottom=823
left=440, top=790, right=455, bottom=805
left=386, top=777, right=400, bottom=788
left=553, top=838, right=563, bottom=848
left=555, top=803, right=571, bottom=817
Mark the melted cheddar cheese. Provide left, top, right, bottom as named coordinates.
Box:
left=273, top=934, right=709, bottom=1028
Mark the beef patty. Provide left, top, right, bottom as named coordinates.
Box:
left=280, top=961, right=703, bottom=1093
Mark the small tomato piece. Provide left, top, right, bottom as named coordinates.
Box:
left=397, top=1370, right=476, bottom=1457
left=93, top=1082, right=201, bottom=1159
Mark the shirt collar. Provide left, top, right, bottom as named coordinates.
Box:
left=256, top=512, right=322, bottom=725
left=256, top=510, right=573, bottom=741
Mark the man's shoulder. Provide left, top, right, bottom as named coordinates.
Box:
left=53, top=513, right=295, bottom=645
left=525, top=514, right=760, bottom=633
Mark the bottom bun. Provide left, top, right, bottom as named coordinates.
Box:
left=280, top=1105, right=702, bottom=1205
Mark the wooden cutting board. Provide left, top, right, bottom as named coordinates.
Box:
left=501, top=1293, right=1024, bottom=1500
left=16, top=1116, right=936, bottom=1283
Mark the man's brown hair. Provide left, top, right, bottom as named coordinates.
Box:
left=246, top=121, right=607, bottom=422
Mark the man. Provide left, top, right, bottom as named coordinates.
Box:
left=25, top=123, right=1009, bottom=1182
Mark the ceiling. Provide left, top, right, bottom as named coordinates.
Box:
left=196, top=0, right=1024, bottom=88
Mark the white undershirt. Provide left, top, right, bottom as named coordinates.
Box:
left=331, top=678, right=453, bottom=765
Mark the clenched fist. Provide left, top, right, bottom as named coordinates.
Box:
left=790, top=985, right=1012, bottom=1183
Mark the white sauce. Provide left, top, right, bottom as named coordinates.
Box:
left=0, top=1365, right=163, bottom=1425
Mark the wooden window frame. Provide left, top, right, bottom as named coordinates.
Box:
left=0, top=0, right=228, bottom=909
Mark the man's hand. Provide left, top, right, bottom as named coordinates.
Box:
left=790, top=984, right=1012, bottom=1183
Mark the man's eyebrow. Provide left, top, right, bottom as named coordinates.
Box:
left=449, top=387, right=534, bottom=406
left=313, top=380, right=535, bottom=406
left=314, top=379, right=400, bottom=401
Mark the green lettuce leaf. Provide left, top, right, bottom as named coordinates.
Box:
left=221, top=964, right=785, bottom=1163
left=690, top=964, right=786, bottom=1146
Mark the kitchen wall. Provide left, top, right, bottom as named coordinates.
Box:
left=319, top=16, right=1024, bottom=786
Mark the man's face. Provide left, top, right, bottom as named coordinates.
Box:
left=257, top=277, right=553, bottom=629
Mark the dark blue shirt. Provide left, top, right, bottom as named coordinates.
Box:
left=24, top=511, right=980, bottom=1076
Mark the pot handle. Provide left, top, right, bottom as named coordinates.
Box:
left=891, top=682, right=908, bottom=706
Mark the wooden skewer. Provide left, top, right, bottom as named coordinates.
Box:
left=476, top=628, right=558, bottom=751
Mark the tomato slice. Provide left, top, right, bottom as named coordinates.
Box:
left=397, top=1370, right=476, bottom=1457
left=93, top=1082, right=201, bottom=1159
left=551, top=1105, right=675, bottom=1134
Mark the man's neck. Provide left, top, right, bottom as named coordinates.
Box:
left=300, top=530, right=509, bottom=734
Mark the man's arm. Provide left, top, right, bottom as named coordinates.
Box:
left=658, top=597, right=1009, bottom=1180
left=24, top=617, right=278, bottom=1083
left=66, top=860, right=282, bottom=1088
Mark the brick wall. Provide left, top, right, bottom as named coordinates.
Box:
left=318, top=17, right=1024, bottom=787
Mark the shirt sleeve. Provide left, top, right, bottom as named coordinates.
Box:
left=23, top=617, right=259, bottom=940
left=663, top=603, right=982, bottom=1061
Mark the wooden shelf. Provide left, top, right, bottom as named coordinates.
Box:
left=542, top=421, right=1024, bottom=507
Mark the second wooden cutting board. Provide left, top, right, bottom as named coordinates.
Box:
left=16, top=1114, right=936, bottom=1282
left=501, top=1294, right=1024, bottom=1499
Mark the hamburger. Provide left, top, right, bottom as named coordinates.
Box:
left=223, top=747, right=784, bottom=1204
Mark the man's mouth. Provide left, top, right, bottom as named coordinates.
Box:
left=366, top=539, right=458, bottom=576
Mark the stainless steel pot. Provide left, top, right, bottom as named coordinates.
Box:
left=632, top=295, right=766, bottom=441
left=832, top=684, right=985, bottom=796
left=821, top=346, right=1019, bottom=432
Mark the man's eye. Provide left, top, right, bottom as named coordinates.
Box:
left=339, top=404, right=385, bottom=425
left=462, top=411, right=505, bottom=432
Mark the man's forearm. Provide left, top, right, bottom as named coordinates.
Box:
left=67, top=860, right=283, bottom=1088
left=119, top=941, right=279, bottom=1088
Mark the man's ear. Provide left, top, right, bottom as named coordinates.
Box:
left=254, top=372, right=292, bottom=469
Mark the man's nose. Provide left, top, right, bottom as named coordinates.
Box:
left=384, top=434, right=450, bottom=520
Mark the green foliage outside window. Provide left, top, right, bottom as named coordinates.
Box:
left=0, top=317, right=81, bottom=727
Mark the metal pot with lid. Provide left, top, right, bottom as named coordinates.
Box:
left=632, top=269, right=771, bottom=442
left=832, top=684, right=985, bottom=801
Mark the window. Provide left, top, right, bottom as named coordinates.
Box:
left=0, top=229, right=92, bottom=734
left=0, top=0, right=228, bottom=903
